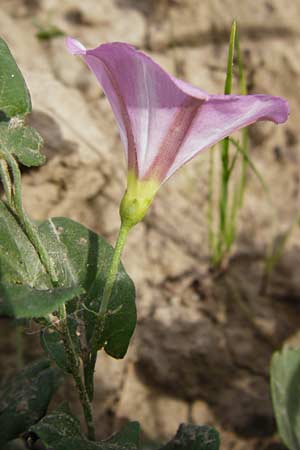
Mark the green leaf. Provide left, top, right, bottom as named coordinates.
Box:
left=0, top=38, right=31, bottom=120
left=39, top=217, right=136, bottom=359
left=0, top=360, right=61, bottom=447
left=0, top=122, right=45, bottom=167
left=41, top=328, right=69, bottom=372
left=54, top=439, right=103, bottom=450
left=0, top=201, right=50, bottom=288
left=0, top=206, right=135, bottom=355
left=48, top=422, right=140, bottom=450
left=36, top=26, right=65, bottom=41
left=159, top=424, right=220, bottom=450
left=41, top=319, right=81, bottom=373
left=108, top=421, right=140, bottom=448
left=30, top=404, right=83, bottom=448
left=270, top=348, right=300, bottom=450
left=0, top=201, right=82, bottom=319
left=0, top=282, right=83, bottom=318
left=46, top=423, right=219, bottom=450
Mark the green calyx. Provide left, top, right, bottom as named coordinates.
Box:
left=119, top=171, right=159, bottom=229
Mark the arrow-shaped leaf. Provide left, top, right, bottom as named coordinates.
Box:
left=271, top=348, right=300, bottom=450
left=0, top=38, right=31, bottom=120
left=0, top=122, right=45, bottom=167
left=0, top=283, right=83, bottom=318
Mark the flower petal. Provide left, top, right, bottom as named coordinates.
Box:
left=66, top=38, right=208, bottom=177
left=66, top=37, right=87, bottom=55
left=162, top=94, right=289, bottom=181
left=67, top=38, right=289, bottom=185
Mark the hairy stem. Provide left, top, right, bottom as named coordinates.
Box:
left=0, top=159, right=13, bottom=207
left=60, top=306, right=95, bottom=440
left=5, top=154, right=58, bottom=284
left=85, top=222, right=130, bottom=400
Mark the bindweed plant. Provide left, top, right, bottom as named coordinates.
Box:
left=0, top=30, right=288, bottom=450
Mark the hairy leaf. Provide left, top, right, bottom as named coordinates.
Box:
left=159, top=424, right=220, bottom=450
left=0, top=201, right=50, bottom=288
left=0, top=283, right=83, bottom=318
left=39, top=217, right=136, bottom=360
left=0, top=122, right=45, bottom=167
left=41, top=317, right=81, bottom=374
left=34, top=418, right=139, bottom=450
left=33, top=420, right=220, bottom=450
left=0, top=360, right=61, bottom=447
left=271, top=348, right=300, bottom=450
left=0, top=38, right=31, bottom=119
left=0, top=202, right=82, bottom=319
left=0, top=205, right=135, bottom=354
left=30, top=404, right=83, bottom=448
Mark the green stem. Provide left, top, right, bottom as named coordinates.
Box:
left=99, top=223, right=130, bottom=315
left=5, top=154, right=58, bottom=284
left=60, top=306, right=95, bottom=440
left=0, top=159, right=13, bottom=207
left=236, top=28, right=248, bottom=208
left=85, top=222, right=130, bottom=400
left=216, top=20, right=237, bottom=266
left=208, top=146, right=216, bottom=260
left=224, top=20, right=236, bottom=96
left=219, top=138, right=230, bottom=249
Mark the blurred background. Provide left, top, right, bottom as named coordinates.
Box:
left=1, top=1, right=300, bottom=449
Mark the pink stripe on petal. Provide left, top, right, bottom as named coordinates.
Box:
left=144, top=97, right=202, bottom=182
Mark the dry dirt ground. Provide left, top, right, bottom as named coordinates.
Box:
left=1, top=0, right=300, bottom=449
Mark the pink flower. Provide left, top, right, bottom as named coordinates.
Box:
left=66, top=37, right=289, bottom=227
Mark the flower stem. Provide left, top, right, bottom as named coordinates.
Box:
left=100, top=223, right=130, bottom=316
left=85, top=222, right=130, bottom=400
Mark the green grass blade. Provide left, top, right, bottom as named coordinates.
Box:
left=216, top=20, right=237, bottom=263
left=228, top=147, right=239, bottom=176
left=224, top=20, right=237, bottom=95
left=235, top=29, right=249, bottom=207
left=265, top=214, right=299, bottom=275
left=208, top=146, right=216, bottom=256
left=229, top=137, right=271, bottom=201
left=227, top=135, right=273, bottom=252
